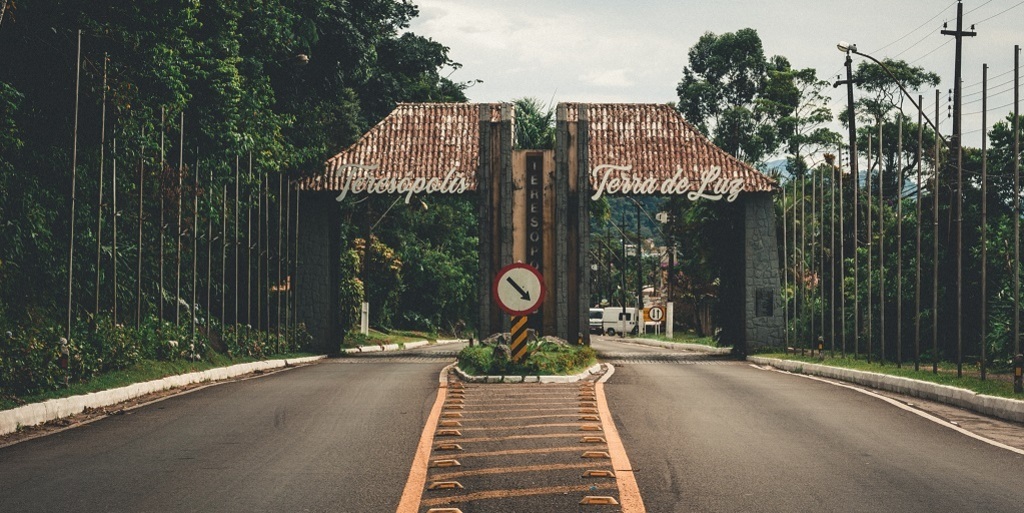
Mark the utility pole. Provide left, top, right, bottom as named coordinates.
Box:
left=942, top=0, right=975, bottom=378
left=834, top=51, right=859, bottom=356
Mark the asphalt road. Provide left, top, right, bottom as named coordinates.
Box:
left=0, top=355, right=451, bottom=512
left=599, top=342, right=1024, bottom=512
left=3, top=338, right=1023, bottom=512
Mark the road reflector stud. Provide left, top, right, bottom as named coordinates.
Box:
left=581, top=451, right=611, bottom=459
left=445, top=405, right=464, bottom=410
left=430, top=459, right=462, bottom=468
left=583, top=470, right=616, bottom=478
left=447, top=398, right=465, bottom=404
left=580, top=496, right=619, bottom=505
left=439, top=420, right=462, bottom=427
left=435, top=443, right=463, bottom=451
left=425, top=509, right=463, bottom=513
left=580, top=436, right=607, bottom=443
left=436, top=429, right=463, bottom=437
left=579, top=408, right=598, bottom=414
left=579, top=424, right=602, bottom=431
left=579, top=401, right=597, bottom=408
left=579, top=415, right=599, bottom=421
left=428, top=481, right=465, bottom=490
left=442, top=412, right=463, bottom=418
left=579, top=392, right=596, bottom=397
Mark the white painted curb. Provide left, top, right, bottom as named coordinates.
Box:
left=339, top=338, right=467, bottom=355
left=452, top=363, right=605, bottom=384
left=0, top=355, right=326, bottom=437
left=615, top=336, right=733, bottom=354
left=749, top=356, right=1024, bottom=424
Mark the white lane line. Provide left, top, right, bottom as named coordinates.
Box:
left=752, top=364, right=1024, bottom=456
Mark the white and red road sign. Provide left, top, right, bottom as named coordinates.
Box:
left=493, top=263, right=546, bottom=316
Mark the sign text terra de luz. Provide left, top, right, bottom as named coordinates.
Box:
left=330, top=163, right=747, bottom=203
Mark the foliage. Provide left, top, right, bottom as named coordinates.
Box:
left=779, top=113, right=1024, bottom=369
left=456, top=342, right=597, bottom=376
left=513, top=97, right=555, bottom=150
left=677, top=28, right=799, bottom=165
left=0, top=0, right=471, bottom=398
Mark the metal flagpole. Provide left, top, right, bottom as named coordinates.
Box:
left=95, top=54, right=108, bottom=316
left=980, top=63, right=988, bottom=380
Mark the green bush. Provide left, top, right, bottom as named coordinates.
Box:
left=456, top=343, right=597, bottom=376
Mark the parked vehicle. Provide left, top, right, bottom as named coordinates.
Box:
left=601, top=307, right=639, bottom=336
left=589, top=308, right=604, bottom=334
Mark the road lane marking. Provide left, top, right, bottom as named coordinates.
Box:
left=756, top=365, right=1024, bottom=456
left=596, top=371, right=647, bottom=512
left=420, top=483, right=617, bottom=507
left=431, top=462, right=597, bottom=480
left=453, top=432, right=584, bottom=443
left=457, top=422, right=591, bottom=431
left=394, top=372, right=448, bottom=513
left=453, top=446, right=599, bottom=459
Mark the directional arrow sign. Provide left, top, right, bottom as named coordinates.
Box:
left=493, top=263, right=546, bottom=316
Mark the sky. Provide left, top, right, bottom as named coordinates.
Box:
left=407, top=0, right=1022, bottom=152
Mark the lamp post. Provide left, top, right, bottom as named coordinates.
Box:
left=835, top=42, right=953, bottom=364
left=833, top=43, right=859, bottom=356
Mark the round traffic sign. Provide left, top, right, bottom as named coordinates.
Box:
left=493, top=263, right=546, bottom=316
left=648, top=306, right=665, bottom=322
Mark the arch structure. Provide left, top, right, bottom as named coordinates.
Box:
left=296, top=102, right=782, bottom=354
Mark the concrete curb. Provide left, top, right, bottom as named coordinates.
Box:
left=613, top=336, right=733, bottom=355
left=0, top=355, right=326, bottom=437
left=749, top=356, right=1024, bottom=424
left=339, top=338, right=467, bottom=355
left=452, top=363, right=605, bottom=384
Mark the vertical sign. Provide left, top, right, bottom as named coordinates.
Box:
left=526, top=154, right=544, bottom=271
left=526, top=154, right=544, bottom=333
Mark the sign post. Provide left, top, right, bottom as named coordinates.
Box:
left=493, top=263, right=546, bottom=362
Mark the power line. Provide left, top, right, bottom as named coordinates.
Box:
left=964, top=0, right=995, bottom=15
left=963, top=83, right=1018, bottom=106
left=891, top=25, right=945, bottom=59
left=964, top=72, right=1015, bottom=96
left=908, top=39, right=953, bottom=65
left=869, top=0, right=957, bottom=55
left=972, top=0, right=1024, bottom=25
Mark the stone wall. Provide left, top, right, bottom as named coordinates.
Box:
left=296, top=193, right=340, bottom=353
left=742, top=192, right=784, bottom=353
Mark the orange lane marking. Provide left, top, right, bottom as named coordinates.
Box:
left=420, top=483, right=617, bottom=507
left=456, top=413, right=580, bottom=422
left=453, top=432, right=583, bottom=444
left=596, top=381, right=646, bottom=512
left=457, top=422, right=588, bottom=431
left=454, top=446, right=599, bottom=459
left=431, top=462, right=599, bottom=481
left=395, top=382, right=447, bottom=513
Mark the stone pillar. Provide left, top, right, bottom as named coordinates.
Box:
left=741, top=192, right=784, bottom=353
left=296, top=192, right=340, bottom=354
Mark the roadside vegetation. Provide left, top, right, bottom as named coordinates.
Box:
left=457, top=342, right=597, bottom=377
left=340, top=328, right=441, bottom=349
left=0, top=315, right=312, bottom=411
left=759, top=352, right=1021, bottom=400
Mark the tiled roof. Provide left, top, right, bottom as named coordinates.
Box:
left=571, top=103, right=776, bottom=193
left=297, top=103, right=499, bottom=192
left=298, top=102, right=776, bottom=194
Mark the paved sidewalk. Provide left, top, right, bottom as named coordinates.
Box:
left=749, top=356, right=1024, bottom=424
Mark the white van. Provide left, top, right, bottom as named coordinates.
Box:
left=589, top=308, right=604, bottom=333
left=601, top=307, right=639, bottom=336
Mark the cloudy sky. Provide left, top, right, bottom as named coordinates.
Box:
left=408, top=0, right=1022, bottom=150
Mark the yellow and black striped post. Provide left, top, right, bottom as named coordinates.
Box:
left=510, top=315, right=529, bottom=362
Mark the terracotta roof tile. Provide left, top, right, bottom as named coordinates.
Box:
left=299, top=102, right=776, bottom=195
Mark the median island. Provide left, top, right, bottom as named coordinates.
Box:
left=456, top=334, right=597, bottom=377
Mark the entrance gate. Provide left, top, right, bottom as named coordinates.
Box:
left=295, top=102, right=783, bottom=354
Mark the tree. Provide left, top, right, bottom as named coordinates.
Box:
left=513, top=97, right=555, bottom=150
left=676, top=28, right=798, bottom=165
